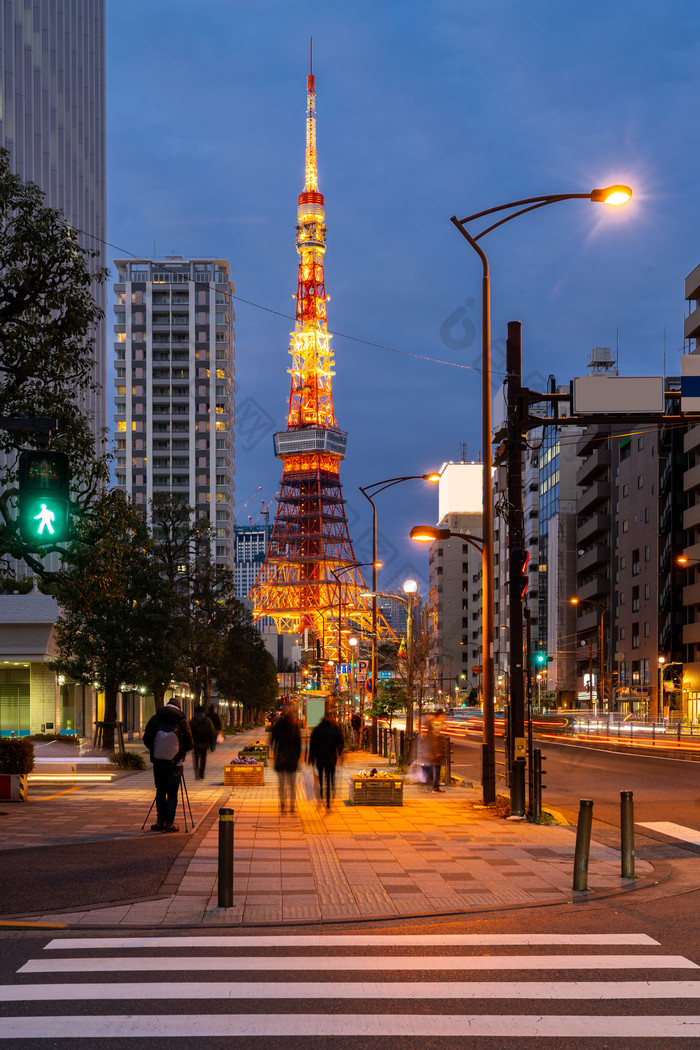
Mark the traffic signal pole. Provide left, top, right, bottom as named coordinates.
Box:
left=506, top=322, right=526, bottom=817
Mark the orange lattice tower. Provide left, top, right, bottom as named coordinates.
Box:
left=250, top=46, right=373, bottom=660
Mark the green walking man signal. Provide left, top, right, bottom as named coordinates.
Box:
left=18, top=451, right=71, bottom=544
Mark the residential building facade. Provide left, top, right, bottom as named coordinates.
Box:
left=112, top=257, right=235, bottom=566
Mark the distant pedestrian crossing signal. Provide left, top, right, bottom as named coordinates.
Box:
left=18, top=451, right=70, bottom=544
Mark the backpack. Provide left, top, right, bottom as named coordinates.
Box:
left=153, top=721, right=180, bottom=761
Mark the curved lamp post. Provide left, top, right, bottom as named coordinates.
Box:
left=360, top=473, right=440, bottom=752
left=449, top=183, right=632, bottom=803
left=411, top=524, right=488, bottom=795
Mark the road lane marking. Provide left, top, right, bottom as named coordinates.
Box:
left=20, top=954, right=697, bottom=974
left=2, top=1014, right=700, bottom=1038
left=3, top=980, right=700, bottom=1001
left=637, top=821, right=700, bottom=845
left=44, top=933, right=659, bottom=950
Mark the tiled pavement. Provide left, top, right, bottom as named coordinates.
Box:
left=1, top=729, right=658, bottom=927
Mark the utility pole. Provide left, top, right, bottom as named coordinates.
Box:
left=505, top=321, right=526, bottom=817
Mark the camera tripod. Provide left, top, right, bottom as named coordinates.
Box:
left=141, top=766, right=195, bottom=832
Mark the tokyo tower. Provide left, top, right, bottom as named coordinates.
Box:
left=250, top=46, right=373, bottom=661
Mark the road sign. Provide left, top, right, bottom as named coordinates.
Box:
left=357, top=659, right=369, bottom=684
left=472, top=664, right=482, bottom=675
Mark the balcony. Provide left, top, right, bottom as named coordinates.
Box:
left=576, top=448, right=611, bottom=488
left=686, top=261, right=700, bottom=303
left=683, top=503, right=700, bottom=531
left=684, top=462, right=700, bottom=493
left=683, top=621, right=700, bottom=646
left=685, top=426, right=700, bottom=456
left=576, top=512, right=611, bottom=545
left=576, top=545, right=611, bottom=574
left=575, top=610, right=602, bottom=634
left=577, top=480, right=611, bottom=516
left=576, top=428, right=608, bottom=458
left=576, top=577, right=610, bottom=603
left=685, top=305, right=700, bottom=342
left=683, top=582, right=700, bottom=607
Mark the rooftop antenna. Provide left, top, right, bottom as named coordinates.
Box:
left=310, top=36, right=312, bottom=76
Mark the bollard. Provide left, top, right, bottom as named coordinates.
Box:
left=573, top=799, right=594, bottom=892
left=218, top=807, right=234, bottom=908
left=444, top=737, right=451, bottom=786
left=620, top=790, right=635, bottom=879
left=533, top=747, right=543, bottom=823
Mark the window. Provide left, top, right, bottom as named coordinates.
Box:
left=632, top=586, right=639, bottom=612
left=644, top=545, right=650, bottom=562
left=622, top=484, right=629, bottom=497
left=644, top=583, right=650, bottom=599
left=644, top=621, right=650, bottom=637
left=632, top=623, right=640, bottom=649
left=619, top=555, right=626, bottom=569
left=622, top=520, right=629, bottom=533
left=619, top=626, right=626, bottom=640
left=632, top=549, right=640, bottom=575
left=619, top=591, right=626, bottom=606
left=637, top=474, right=644, bottom=489
left=436, top=566, right=443, bottom=575
left=637, top=435, right=644, bottom=451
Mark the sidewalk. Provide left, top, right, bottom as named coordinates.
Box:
left=0, top=729, right=659, bottom=927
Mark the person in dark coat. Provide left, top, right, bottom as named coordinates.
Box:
left=189, top=704, right=216, bottom=779
left=350, top=711, right=362, bottom=747
left=206, top=704, right=222, bottom=751
left=143, top=697, right=194, bottom=832
left=270, top=707, right=302, bottom=814
left=308, top=713, right=344, bottom=808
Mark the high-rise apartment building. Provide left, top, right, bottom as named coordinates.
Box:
left=426, top=462, right=483, bottom=701
left=0, top=0, right=107, bottom=438
left=112, top=257, right=235, bottom=565
left=235, top=522, right=270, bottom=602
left=680, top=262, right=700, bottom=721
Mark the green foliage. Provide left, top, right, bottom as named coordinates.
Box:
left=109, top=750, right=147, bottom=770
left=29, top=733, right=80, bottom=745
left=0, top=737, right=34, bottom=773
left=215, top=605, right=278, bottom=721
left=51, top=490, right=173, bottom=750
left=369, top=680, right=407, bottom=732
left=0, top=148, right=110, bottom=571
left=0, top=573, right=35, bottom=594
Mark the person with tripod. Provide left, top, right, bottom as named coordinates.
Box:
left=143, top=697, right=194, bottom=832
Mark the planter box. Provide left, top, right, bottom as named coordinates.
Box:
left=349, top=775, right=403, bottom=806
left=224, top=763, right=265, bottom=786
left=238, top=747, right=269, bottom=767
left=0, top=773, right=28, bottom=802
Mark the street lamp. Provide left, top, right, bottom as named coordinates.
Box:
left=570, top=597, right=607, bottom=714
left=411, top=523, right=493, bottom=799
left=360, top=472, right=440, bottom=752
left=450, top=183, right=631, bottom=803
left=361, top=578, right=419, bottom=755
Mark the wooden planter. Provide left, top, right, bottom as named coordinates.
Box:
left=0, top=773, right=28, bottom=802
left=349, top=775, right=403, bottom=806
left=224, top=763, right=264, bottom=786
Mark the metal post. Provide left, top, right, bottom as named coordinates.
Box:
left=533, top=747, right=543, bottom=823
left=445, top=737, right=452, bottom=787
left=620, top=790, right=635, bottom=879
left=371, top=501, right=378, bottom=753
left=573, top=799, right=594, bottom=891
left=217, top=807, right=234, bottom=908
left=506, top=322, right=526, bottom=817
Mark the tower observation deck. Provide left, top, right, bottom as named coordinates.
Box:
left=250, top=49, right=374, bottom=661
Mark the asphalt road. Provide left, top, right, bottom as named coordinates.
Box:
left=0, top=837, right=185, bottom=917
left=3, top=880, right=700, bottom=1049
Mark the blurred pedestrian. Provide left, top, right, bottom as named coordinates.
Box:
left=189, top=704, right=216, bottom=779
left=143, top=697, right=194, bottom=832
left=351, top=711, right=362, bottom=747
left=270, top=706, right=302, bottom=814
left=206, top=703, right=223, bottom=751
left=308, top=713, right=344, bottom=808
left=426, top=708, right=447, bottom=792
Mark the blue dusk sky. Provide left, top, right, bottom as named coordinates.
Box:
left=107, top=0, right=700, bottom=592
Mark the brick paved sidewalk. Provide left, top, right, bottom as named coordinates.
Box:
left=1, top=729, right=658, bottom=928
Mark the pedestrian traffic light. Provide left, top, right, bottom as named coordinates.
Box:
left=18, top=451, right=71, bottom=544
left=512, top=547, right=529, bottom=599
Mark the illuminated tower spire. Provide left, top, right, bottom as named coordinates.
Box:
left=250, top=46, right=374, bottom=661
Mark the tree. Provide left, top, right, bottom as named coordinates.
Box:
left=177, top=547, right=240, bottom=708
left=147, top=494, right=210, bottom=708
left=369, top=679, right=407, bottom=735
left=51, top=490, right=172, bottom=751
left=215, top=607, right=278, bottom=725
left=0, top=148, right=109, bottom=573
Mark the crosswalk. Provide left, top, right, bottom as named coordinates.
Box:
left=2, top=932, right=700, bottom=1042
